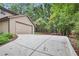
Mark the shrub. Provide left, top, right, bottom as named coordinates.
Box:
left=0, top=33, right=13, bottom=45
left=0, top=36, right=9, bottom=45
left=2, top=33, right=13, bottom=39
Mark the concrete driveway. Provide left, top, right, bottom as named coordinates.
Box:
left=0, top=34, right=77, bottom=56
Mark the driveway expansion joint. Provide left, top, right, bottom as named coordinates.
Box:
left=29, top=37, right=52, bottom=56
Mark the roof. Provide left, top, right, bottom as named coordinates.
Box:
left=0, top=14, right=8, bottom=19
left=0, top=6, right=35, bottom=26
left=0, top=6, right=18, bottom=15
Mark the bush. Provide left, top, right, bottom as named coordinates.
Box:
left=0, top=33, right=13, bottom=45
left=0, top=36, right=9, bottom=45
left=1, top=33, right=13, bottom=39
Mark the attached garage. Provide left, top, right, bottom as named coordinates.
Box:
left=0, top=6, right=34, bottom=34
left=9, top=15, right=34, bottom=34
left=0, top=15, right=34, bottom=34
left=15, top=21, right=33, bottom=34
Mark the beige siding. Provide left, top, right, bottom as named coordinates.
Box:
left=12, top=16, right=33, bottom=25
left=0, top=21, right=8, bottom=33
left=2, top=21, right=8, bottom=33
left=0, top=22, right=2, bottom=32
left=10, top=16, right=34, bottom=34
left=9, top=19, right=16, bottom=34
left=0, top=9, right=34, bottom=34
left=16, top=22, right=32, bottom=34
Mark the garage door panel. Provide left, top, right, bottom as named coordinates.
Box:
left=16, top=22, right=32, bottom=34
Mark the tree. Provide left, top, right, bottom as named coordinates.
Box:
left=2, top=3, right=79, bottom=35
left=34, top=18, right=47, bottom=32
left=50, top=4, right=78, bottom=36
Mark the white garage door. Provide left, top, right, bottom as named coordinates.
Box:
left=16, top=22, right=33, bottom=34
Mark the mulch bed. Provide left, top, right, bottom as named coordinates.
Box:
left=11, top=34, right=18, bottom=41
left=69, top=35, right=79, bottom=56
left=0, top=34, right=18, bottom=47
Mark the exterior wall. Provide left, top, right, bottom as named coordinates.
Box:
left=15, top=22, right=32, bottom=34
left=10, top=16, right=34, bottom=34
left=0, top=21, right=8, bottom=33
left=0, top=22, right=2, bottom=32
left=2, top=21, right=8, bottom=33
left=14, top=16, right=33, bottom=25
left=9, top=19, right=16, bottom=34
left=0, top=9, right=34, bottom=34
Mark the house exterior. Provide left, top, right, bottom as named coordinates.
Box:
left=0, top=6, right=34, bottom=34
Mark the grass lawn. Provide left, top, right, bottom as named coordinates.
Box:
left=0, top=33, right=13, bottom=45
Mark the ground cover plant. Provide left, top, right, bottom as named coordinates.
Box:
left=0, top=33, right=13, bottom=45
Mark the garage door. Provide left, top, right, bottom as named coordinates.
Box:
left=15, top=22, right=33, bottom=34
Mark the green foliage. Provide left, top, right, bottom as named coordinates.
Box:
left=0, top=36, right=9, bottom=45
left=0, top=4, right=3, bottom=7
left=74, top=23, right=79, bottom=33
left=1, top=33, right=13, bottom=39
left=34, top=18, right=47, bottom=32
left=2, top=3, right=79, bottom=48
left=0, top=33, right=13, bottom=45
left=2, top=3, right=79, bottom=35
left=73, top=21, right=79, bottom=40
left=50, top=4, right=78, bottom=36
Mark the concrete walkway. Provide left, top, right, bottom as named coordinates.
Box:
left=0, top=34, right=77, bottom=56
